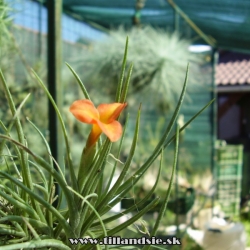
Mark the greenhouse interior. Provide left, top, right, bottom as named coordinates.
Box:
left=0, top=0, right=250, bottom=249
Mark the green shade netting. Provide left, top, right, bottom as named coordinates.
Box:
left=57, top=0, right=250, bottom=52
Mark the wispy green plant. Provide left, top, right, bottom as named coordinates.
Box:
left=0, top=1, right=48, bottom=158
left=76, top=26, right=201, bottom=111
left=0, top=38, right=213, bottom=249
left=0, top=0, right=12, bottom=47
left=0, top=0, right=15, bottom=73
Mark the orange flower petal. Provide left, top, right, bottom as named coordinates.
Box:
left=87, top=124, right=102, bottom=148
left=97, top=103, right=127, bottom=123
left=69, top=100, right=99, bottom=124
left=96, top=120, right=123, bottom=142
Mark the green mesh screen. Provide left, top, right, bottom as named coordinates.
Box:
left=57, top=0, right=250, bottom=52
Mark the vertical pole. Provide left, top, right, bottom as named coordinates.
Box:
left=38, top=0, right=42, bottom=58
left=47, top=0, right=63, bottom=204
left=211, top=48, right=218, bottom=217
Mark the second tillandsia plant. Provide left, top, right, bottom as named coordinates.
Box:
left=0, top=38, right=214, bottom=249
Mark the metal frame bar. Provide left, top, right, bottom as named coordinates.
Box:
left=211, top=48, right=218, bottom=217
left=217, top=85, right=250, bottom=93
left=167, top=0, right=216, bottom=47
left=47, top=0, right=63, bottom=204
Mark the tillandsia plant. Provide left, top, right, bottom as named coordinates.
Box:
left=0, top=38, right=213, bottom=250
left=75, top=26, right=202, bottom=113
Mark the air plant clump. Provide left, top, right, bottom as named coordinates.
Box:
left=0, top=37, right=213, bottom=249
left=76, top=26, right=201, bottom=111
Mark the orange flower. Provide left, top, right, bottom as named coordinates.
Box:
left=70, top=99, right=127, bottom=148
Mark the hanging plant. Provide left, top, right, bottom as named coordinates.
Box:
left=76, top=26, right=201, bottom=112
